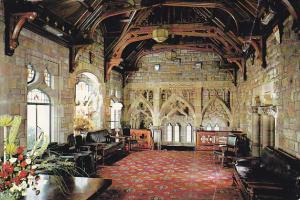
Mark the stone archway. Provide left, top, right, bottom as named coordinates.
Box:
left=127, top=96, right=154, bottom=129
left=201, top=97, right=232, bottom=129
left=75, top=72, right=103, bottom=129
left=159, top=95, right=195, bottom=144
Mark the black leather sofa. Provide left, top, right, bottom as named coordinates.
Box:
left=85, top=129, right=124, bottom=164
left=233, top=146, right=300, bottom=200
left=46, top=138, right=96, bottom=176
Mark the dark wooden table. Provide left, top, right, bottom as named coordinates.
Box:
left=24, top=175, right=112, bottom=200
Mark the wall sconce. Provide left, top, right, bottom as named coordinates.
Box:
left=194, top=62, right=202, bottom=69
left=154, top=64, right=160, bottom=71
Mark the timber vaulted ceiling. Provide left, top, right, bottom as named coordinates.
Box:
left=3, top=0, right=300, bottom=84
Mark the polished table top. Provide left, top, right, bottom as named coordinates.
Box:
left=24, top=175, right=112, bottom=200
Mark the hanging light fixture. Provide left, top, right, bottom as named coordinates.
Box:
left=152, top=27, right=169, bottom=43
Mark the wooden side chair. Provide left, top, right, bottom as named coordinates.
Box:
left=123, top=128, right=138, bottom=151
left=213, top=134, right=238, bottom=166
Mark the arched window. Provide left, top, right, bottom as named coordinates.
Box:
left=75, top=72, right=103, bottom=129
left=167, top=123, right=172, bottom=142
left=27, top=64, right=36, bottom=84
left=186, top=124, right=192, bottom=143
left=27, top=89, right=51, bottom=149
left=44, top=68, right=52, bottom=88
left=174, top=123, right=180, bottom=142
left=110, top=100, right=123, bottom=129
left=206, top=124, right=212, bottom=131
left=214, top=124, right=220, bottom=131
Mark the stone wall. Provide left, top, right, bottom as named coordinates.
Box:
left=128, top=50, right=231, bottom=83
left=235, top=16, right=300, bottom=158
left=125, top=51, right=236, bottom=144
left=0, top=4, right=123, bottom=154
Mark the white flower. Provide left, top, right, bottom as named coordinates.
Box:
left=22, top=190, right=27, bottom=196
left=9, top=183, right=18, bottom=193
left=20, top=181, right=28, bottom=190
left=31, top=165, right=37, bottom=170
left=25, top=158, right=32, bottom=165
left=9, top=157, right=17, bottom=163
left=28, top=174, right=34, bottom=179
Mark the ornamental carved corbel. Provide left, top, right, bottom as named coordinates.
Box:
left=257, top=106, right=277, bottom=117
left=248, top=38, right=267, bottom=68
left=5, top=12, right=37, bottom=56
left=69, top=46, right=82, bottom=73
left=227, top=57, right=247, bottom=81
left=105, top=58, right=123, bottom=81
left=281, top=0, right=300, bottom=33
left=250, top=106, right=258, bottom=114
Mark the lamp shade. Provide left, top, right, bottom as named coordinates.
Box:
left=152, top=28, right=169, bottom=43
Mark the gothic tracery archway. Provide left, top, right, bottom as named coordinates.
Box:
left=127, top=97, right=154, bottom=129
left=201, top=97, right=232, bottom=129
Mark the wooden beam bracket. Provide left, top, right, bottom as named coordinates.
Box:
left=227, top=57, right=247, bottom=81
left=105, top=58, right=123, bottom=81
left=69, top=46, right=81, bottom=73
left=249, top=38, right=267, bottom=68
left=5, top=11, right=37, bottom=56
left=281, top=0, right=300, bottom=33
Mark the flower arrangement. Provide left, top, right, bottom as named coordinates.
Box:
left=0, top=115, right=48, bottom=200
left=73, top=116, right=94, bottom=133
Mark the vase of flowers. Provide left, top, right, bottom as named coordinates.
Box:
left=0, top=115, right=48, bottom=200
left=73, top=116, right=94, bottom=135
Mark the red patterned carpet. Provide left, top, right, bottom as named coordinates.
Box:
left=96, top=151, right=242, bottom=200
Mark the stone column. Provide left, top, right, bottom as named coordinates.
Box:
left=270, top=116, right=275, bottom=147
left=252, top=113, right=261, bottom=156
left=194, top=87, right=202, bottom=127
left=261, top=115, right=271, bottom=148
left=152, top=87, right=161, bottom=127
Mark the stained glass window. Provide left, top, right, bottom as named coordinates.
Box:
left=214, top=124, right=220, bottom=131
left=27, top=64, right=36, bottom=84
left=174, top=123, right=180, bottom=142
left=186, top=124, right=192, bottom=143
left=167, top=123, right=172, bottom=142
left=44, top=68, right=52, bottom=87
left=27, top=89, right=50, bottom=104
left=206, top=124, right=212, bottom=131
left=110, top=100, right=123, bottom=129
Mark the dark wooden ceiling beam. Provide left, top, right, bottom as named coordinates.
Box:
left=105, top=9, right=155, bottom=57
left=5, top=11, right=38, bottom=56
left=281, top=0, right=300, bottom=32
left=88, top=0, right=256, bottom=39
left=111, top=24, right=242, bottom=58
left=105, top=23, right=244, bottom=81
left=161, top=1, right=241, bottom=33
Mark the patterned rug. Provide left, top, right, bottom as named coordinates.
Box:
left=95, top=151, right=242, bottom=200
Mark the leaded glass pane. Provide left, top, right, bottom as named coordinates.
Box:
left=27, top=89, right=50, bottom=104
left=27, top=64, right=36, bottom=84
left=44, top=68, right=51, bottom=87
